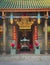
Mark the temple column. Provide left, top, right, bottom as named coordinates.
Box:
left=33, top=12, right=40, bottom=42
left=34, top=25, right=38, bottom=40
left=12, top=24, right=18, bottom=53
left=2, top=12, right=6, bottom=54
left=33, top=22, right=38, bottom=46
left=45, top=12, right=48, bottom=54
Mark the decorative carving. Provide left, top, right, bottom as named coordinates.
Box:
left=16, top=16, right=34, bottom=29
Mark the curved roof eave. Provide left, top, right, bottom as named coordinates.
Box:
left=0, top=8, right=50, bottom=12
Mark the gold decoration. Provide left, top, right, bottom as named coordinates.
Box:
left=0, top=26, right=3, bottom=32
left=38, top=18, right=41, bottom=24
left=10, top=19, right=13, bottom=24
left=16, top=16, right=34, bottom=29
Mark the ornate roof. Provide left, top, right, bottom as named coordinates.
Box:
left=0, top=0, right=50, bottom=9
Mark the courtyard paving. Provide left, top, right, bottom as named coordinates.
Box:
left=0, top=54, right=50, bottom=65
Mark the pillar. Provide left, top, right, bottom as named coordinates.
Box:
left=13, top=25, right=18, bottom=47
left=2, top=12, right=6, bottom=54
left=34, top=25, right=38, bottom=40
left=45, top=12, right=48, bottom=54
left=32, top=21, right=38, bottom=46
